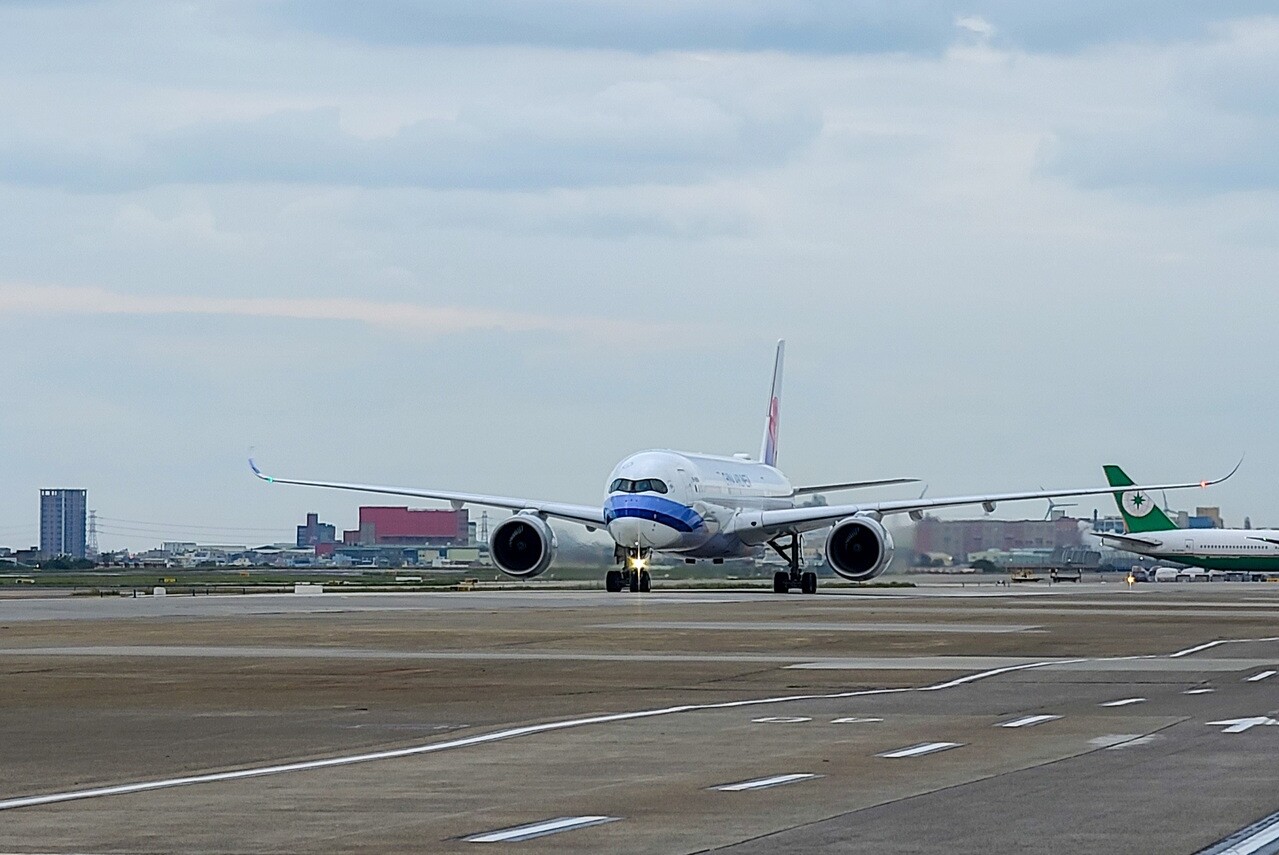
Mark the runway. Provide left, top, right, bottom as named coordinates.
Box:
left=2, top=582, right=1279, bottom=853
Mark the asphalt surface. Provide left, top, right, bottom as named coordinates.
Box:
left=2, top=581, right=1278, bottom=853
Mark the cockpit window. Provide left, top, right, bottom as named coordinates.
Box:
left=609, top=478, right=668, bottom=494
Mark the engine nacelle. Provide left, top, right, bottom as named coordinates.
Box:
left=824, top=515, right=895, bottom=581
left=489, top=514, right=557, bottom=579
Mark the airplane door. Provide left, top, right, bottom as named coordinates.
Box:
left=1185, top=539, right=1195, bottom=555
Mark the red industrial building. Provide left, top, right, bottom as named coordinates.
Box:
left=342, top=507, right=469, bottom=547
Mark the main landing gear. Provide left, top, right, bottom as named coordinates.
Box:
left=769, top=533, right=817, bottom=594
left=607, top=546, right=651, bottom=593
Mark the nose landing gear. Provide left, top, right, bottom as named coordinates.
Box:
left=768, top=532, right=817, bottom=594
left=608, top=545, right=652, bottom=593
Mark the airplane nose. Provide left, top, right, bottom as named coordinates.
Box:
left=608, top=517, right=643, bottom=547
left=607, top=517, right=680, bottom=550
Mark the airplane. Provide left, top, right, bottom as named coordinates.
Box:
left=251, top=341, right=1230, bottom=595
left=1092, top=464, right=1275, bottom=573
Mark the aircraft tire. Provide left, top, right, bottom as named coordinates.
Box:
left=605, top=570, right=622, bottom=593
left=773, top=571, right=789, bottom=594
left=801, top=571, right=817, bottom=594
left=639, top=571, right=651, bottom=593
left=629, top=571, right=640, bottom=593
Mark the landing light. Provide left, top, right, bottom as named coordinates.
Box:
left=629, top=556, right=648, bottom=571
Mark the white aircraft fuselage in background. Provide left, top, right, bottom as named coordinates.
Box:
left=253, top=340, right=1227, bottom=594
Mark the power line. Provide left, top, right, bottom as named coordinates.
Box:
left=95, top=516, right=296, bottom=533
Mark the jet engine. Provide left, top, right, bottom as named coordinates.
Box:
left=824, top=515, right=894, bottom=581
left=489, top=514, right=557, bottom=579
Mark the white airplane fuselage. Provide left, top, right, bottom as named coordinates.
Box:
left=1097, top=528, right=1279, bottom=571
left=604, top=450, right=795, bottom=558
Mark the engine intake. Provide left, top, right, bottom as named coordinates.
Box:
left=489, top=514, right=557, bottom=579
left=824, top=516, right=894, bottom=581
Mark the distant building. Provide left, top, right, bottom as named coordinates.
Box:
left=296, top=513, right=337, bottom=548
left=39, top=489, right=86, bottom=559
left=1195, top=506, right=1224, bottom=528
left=914, top=516, right=1082, bottom=564
left=342, top=507, right=469, bottom=547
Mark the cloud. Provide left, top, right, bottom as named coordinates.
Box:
left=0, top=97, right=820, bottom=192
left=0, top=282, right=640, bottom=337
left=954, top=15, right=995, bottom=40
left=260, top=1, right=1278, bottom=54
left=1038, top=18, right=1279, bottom=194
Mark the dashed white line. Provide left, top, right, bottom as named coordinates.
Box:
left=1100, top=698, right=1146, bottom=707
left=831, top=717, right=883, bottom=724
left=713, top=774, right=821, bottom=792
left=1184, top=688, right=1216, bottom=695
left=878, top=742, right=963, bottom=759
left=998, top=714, right=1062, bottom=728
left=1246, top=670, right=1277, bottom=682
left=464, top=816, right=618, bottom=842
left=751, top=716, right=811, bottom=724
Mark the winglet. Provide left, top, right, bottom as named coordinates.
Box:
left=248, top=457, right=273, bottom=483
left=1207, top=455, right=1244, bottom=487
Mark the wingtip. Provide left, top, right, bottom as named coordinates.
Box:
left=248, top=458, right=273, bottom=483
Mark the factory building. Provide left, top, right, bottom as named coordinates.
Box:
left=296, top=513, right=337, bottom=548
left=39, top=489, right=86, bottom=559
left=341, top=507, right=469, bottom=547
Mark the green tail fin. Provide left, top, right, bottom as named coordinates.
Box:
left=1103, top=465, right=1178, bottom=533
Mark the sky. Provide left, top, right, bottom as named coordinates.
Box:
left=2, top=1, right=1278, bottom=551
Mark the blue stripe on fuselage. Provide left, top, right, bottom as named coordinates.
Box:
left=603, top=495, right=704, bottom=533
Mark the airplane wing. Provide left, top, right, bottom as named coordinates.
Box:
left=738, top=466, right=1236, bottom=537
left=1249, top=536, right=1279, bottom=546
left=793, top=477, right=920, bottom=495
left=1092, top=531, right=1163, bottom=548
left=249, top=460, right=606, bottom=529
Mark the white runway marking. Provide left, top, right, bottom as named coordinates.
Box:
left=751, top=716, right=811, bottom=724
left=831, top=717, right=883, bottom=724
left=713, top=774, right=821, bottom=792
left=1100, top=698, right=1146, bottom=707
left=464, top=816, right=618, bottom=842
left=998, top=714, right=1061, bottom=728
left=1171, top=637, right=1279, bottom=658
left=5, top=636, right=1279, bottom=813
left=1207, top=717, right=1279, bottom=734
left=1184, top=688, right=1216, bottom=695
left=878, top=742, right=962, bottom=759
left=1247, top=670, right=1277, bottom=682
left=1197, top=808, right=1279, bottom=855
left=1091, top=734, right=1160, bottom=751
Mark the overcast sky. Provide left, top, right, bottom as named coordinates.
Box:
left=2, top=1, right=1277, bottom=550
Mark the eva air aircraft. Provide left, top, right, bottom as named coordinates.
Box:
left=251, top=342, right=1228, bottom=595
left=1094, top=464, right=1279, bottom=572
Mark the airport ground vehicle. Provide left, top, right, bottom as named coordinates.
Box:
left=1010, top=569, right=1043, bottom=583
left=1050, top=568, right=1081, bottom=583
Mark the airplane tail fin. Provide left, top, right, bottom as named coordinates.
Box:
left=1103, top=465, right=1179, bottom=533
left=759, top=340, right=784, bottom=467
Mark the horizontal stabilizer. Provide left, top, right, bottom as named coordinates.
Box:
left=1092, top=530, right=1162, bottom=548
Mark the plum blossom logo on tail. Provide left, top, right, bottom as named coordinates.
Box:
left=1122, top=490, right=1155, bottom=517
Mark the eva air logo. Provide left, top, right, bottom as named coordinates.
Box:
left=1122, top=490, right=1155, bottom=517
